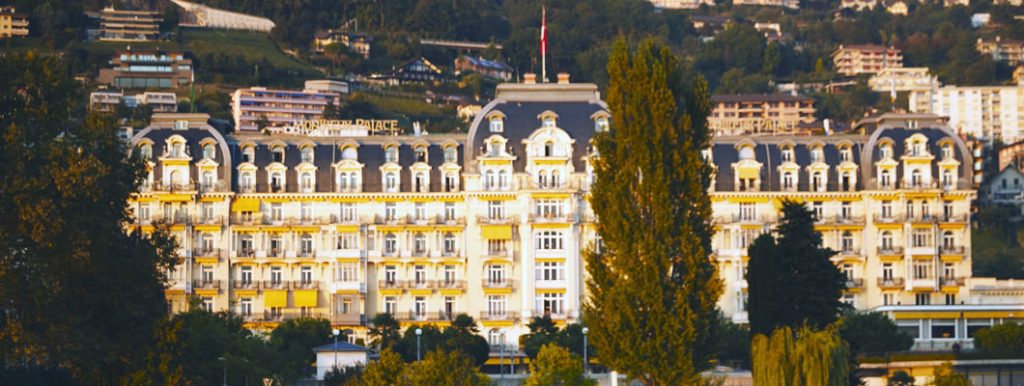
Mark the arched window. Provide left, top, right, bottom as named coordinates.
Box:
left=911, top=169, right=922, bottom=187
left=444, top=146, right=457, bottom=163
left=490, top=118, right=503, bottom=132
left=201, top=233, right=213, bottom=253
left=338, top=173, right=348, bottom=191
left=169, top=170, right=183, bottom=186
left=301, top=147, right=314, bottom=163
left=202, top=144, right=216, bottom=159
left=384, top=233, right=398, bottom=255
left=139, top=144, right=153, bottom=160
left=413, top=233, right=426, bottom=254
left=880, top=144, right=893, bottom=159
left=485, top=171, right=496, bottom=189
left=445, top=172, right=458, bottom=192
left=443, top=232, right=456, bottom=254
left=739, top=146, right=755, bottom=160
left=595, top=117, right=609, bottom=132
left=544, top=141, right=555, bottom=157
left=240, top=172, right=254, bottom=191
left=781, top=147, right=793, bottom=162
left=385, top=146, right=399, bottom=163
left=812, top=172, right=823, bottom=192
left=942, top=144, right=954, bottom=160
left=881, top=231, right=893, bottom=250
left=551, top=170, right=560, bottom=188
left=300, top=233, right=313, bottom=255
left=415, top=146, right=428, bottom=163
left=488, top=329, right=503, bottom=347
left=841, top=231, right=854, bottom=252
left=202, top=171, right=215, bottom=189
left=171, top=142, right=185, bottom=157
left=414, top=172, right=426, bottom=192
left=385, top=172, right=398, bottom=192
left=783, top=172, right=794, bottom=190
left=881, top=170, right=892, bottom=189
left=271, top=172, right=283, bottom=191
left=542, top=116, right=556, bottom=127
left=341, top=146, right=358, bottom=160
left=348, top=173, right=359, bottom=191
left=942, top=231, right=955, bottom=249
left=271, top=146, right=285, bottom=163
left=538, top=170, right=548, bottom=188
left=498, top=170, right=509, bottom=189
left=242, top=146, right=255, bottom=163
left=301, top=172, right=314, bottom=192
left=942, top=169, right=954, bottom=189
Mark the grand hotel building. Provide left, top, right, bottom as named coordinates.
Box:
left=129, top=79, right=1023, bottom=351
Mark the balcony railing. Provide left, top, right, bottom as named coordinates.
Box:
left=836, top=248, right=862, bottom=257
left=236, top=248, right=256, bottom=258
left=940, top=246, right=966, bottom=255
left=877, top=277, right=905, bottom=289
left=260, top=310, right=327, bottom=322
left=193, top=215, right=225, bottom=225
left=529, top=212, right=572, bottom=223
left=482, top=279, right=513, bottom=289
left=378, top=280, right=404, bottom=290
left=154, top=182, right=196, bottom=192
left=941, top=214, right=968, bottom=223
left=192, top=248, right=221, bottom=258
left=940, top=276, right=965, bottom=287
left=730, top=214, right=769, bottom=224
left=873, top=214, right=905, bottom=223
left=877, top=246, right=904, bottom=256
left=406, top=280, right=433, bottom=290
left=844, top=278, right=865, bottom=289
left=262, top=280, right=290, bottom=290
left=437, top=280, right=466, bottom=290
left=192, top=279, right=220, bottom=290
left=830, top=215, right=865, bottom=225
left=477, top=215, right=519, bottom=225
left=331, top=313, right=366, bottom=325
left=479, top=311, right=518, bottom=321
left=292, top=280, right=319, bottom=290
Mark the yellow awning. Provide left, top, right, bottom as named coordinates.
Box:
left=200, top=196, right=226, bottom=202
left=336, top=225, right=360, bottom=232
left=231, top=198, right=260, bottom=212
left=535, top=288, right=567, bottom=294
left=481, top=225, right=513, bottom=240
left=532, top=192, right=571, bottom=199
left=329, top=197, right=370, bottom=203
left=264, top=290, right=287, bottom=308
left=294, top=290, right=318, bottom=307
left=159, top=194, right=192, bottom=202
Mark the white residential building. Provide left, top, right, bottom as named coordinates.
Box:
left=910, top=86, right=1024, bottom=143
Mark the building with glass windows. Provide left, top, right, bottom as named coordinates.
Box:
left=128, top=76, right=1020, bottom=353
left=97, top=50, right=193, bottom=89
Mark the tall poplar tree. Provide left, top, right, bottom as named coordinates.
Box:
left=583, top=37, right=721, bottom=386
left=747, top=201, right=846, bottom=336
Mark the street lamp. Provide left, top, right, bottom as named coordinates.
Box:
left=415, top=328, right=423, bottom=362
left=499, top=331, right=506, bottom=380
left=332, top=329, right=340, bottom=370
left=582, top=327, right=590, bottom=375
left=218, top=356, right=227, bottom=386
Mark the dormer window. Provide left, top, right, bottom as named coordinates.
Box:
left=544, top=141, right=555, bottom=157
left=490, top=118, right=503, bottom=133
left=385, top=146, right=399, bottom=163
left=271, top=172, right=284, bottom=192
left=202, top=144, right=216, bottom=160
left=488, top=140, right=502, bottom=157
left=811, top=147, right=824, bottom=163
left=781, top=147, right=793, bottom=162
left=170, top=142, right=185, bottom=158
left=783, top=172, right=795, bottom=190
left=271, top=146, right=285, bottom=163
left=542, top=116, right=556, bottom=128
left=444, top=146, right=457, bottom=163
left=595, top=117, right=609, bottom=132
left=300, top=172, right=314, bottom=192
left=301, top=147, right=314, bottom=163
left=840, top=147, right=851, bottom=162
left=384, top=172, right=398, bottom=192
left=880, top=144, right=893, bottom=159
left=739, top=146, right=755, bottom=161
left=942, top=144, right=954, bottom=160
left=242, top=146, right=255, bottom=163
left=415, top=146, right=428, bottom=163
left=337, top=147, right=355, bottom=161
left=174, top=120, right=188, bottom=130
left=139, top=144, right=153, bottom=160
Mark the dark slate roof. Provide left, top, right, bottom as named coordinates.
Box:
left=466, top=101, right=606, bottom=172
left=135, top=127, right=230, bottom=182
left=313, top=341, right=369, bottom=353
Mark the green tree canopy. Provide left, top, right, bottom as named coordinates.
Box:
left=751, top=325, right=849, bottom=386
left=584, top=37, right=721, bottom=385
left=839, top=312, right=914, bottom=357
left=973, top=322, right=1024, bottom=355
left=747, top=200, right=846, bottom=335
left=524, top=344, right=596, bottom=386
left=929, top=363, right=972, bottom=386
left=269, top=317, right=332, bottom=383
left=368, top=313, right=402, bottom=351
left=889, top=371, right=916, bottom=386
left=0, top=52, right=177, bottom=385
left=405, top=350, right=490, bottom=386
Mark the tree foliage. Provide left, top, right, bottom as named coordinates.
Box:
left=929, top=363, right=972, bottom=386
left=0, top=52, right=177, bottom=385
left=519, top=316, right=594, bottom=359
left=889, top=371, right=916, bottom=386
left=751, top=325, right=850, bottom=386
left=584, top=37, right=721, bottom=385
left=525, top=344, right=595, bottom=386
left=747, top=200, right=846, bottom=336
left=839, top=312, right=914, bottom=357
left=973, top=322, right=1024, bottom=355
left=355, top=348, right=489, bottom=386
left=269, top=317, right=332, bottom=384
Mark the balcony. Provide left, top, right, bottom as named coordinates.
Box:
left=830, top=215, right=865, bottom=225
left=477, top=215, right=519, bottom=225
left=940, top=246, right=966, bottom=255
left=836, top=248, right=862, bottom=258
left=236, top=248, right=256, bottom=258
left=297, top=250, right=316, bottom=259
left=406, top=280, right=434, bottom=290
left=844, top=278, right=864, bottom=290
left=286, top=217, right=330, bottom=226
left=331, top=214, right=361, bottom=224
left=529, top=212, right=572, bottom=223
left=877, top=277, right=905, bottom=289
left=730, top=214, right=769, bottom=224
left=873, top=214, right=905, bottom=223
left=482, top=279, right=513, bottom=289
left=908, top=214, right=940, bottom=223
left=154, top=182, right=197, bottom=192
left=941, top=214, right=968, bottom=223
left=198, top=181, right=230, bottom=193
left=193, top=215, right=225, bottom=225
left=378, top=280, right=405, bottom=290
left=940, top=276, right=965, bottom=287
left=877, top=246, right=904, bottom=256
left=437, top=280, right=466, bottom=290
left=261, top=310, right=328, bottom=322
left=262, top=280, right=290, bottom=290
left=436, top=215, right=466, bottom=226
left=479, top=311, right=518, bottom=321
left=267, top=249, right=285, bottom=258
left=233, top=280, right=260, bottom=288
left=331, top=313, right=366, bottom=325
left=375, top=215, right=408, bottom=226
left=192, top=248, right=221, bottom=259
left=192, top=279, right=221, bottom=290
left=292, top=280, right=319, bottom=290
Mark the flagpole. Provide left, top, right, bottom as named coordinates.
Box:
left=541, top=6, right=546, bottom=83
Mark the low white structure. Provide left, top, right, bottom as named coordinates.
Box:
left=171, top=0, right=275, bottom=32
left=304, top=80, right=350, bottom=95
left=314, top=342, right=369, bottom=380
left=868, top=67, right=939, bottom=93
left=984, top=167, right=1024, bottom=214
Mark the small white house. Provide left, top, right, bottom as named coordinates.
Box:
left=314, top=341, right=370, bottom=380
left=985, top=166, right=1024, bottom=215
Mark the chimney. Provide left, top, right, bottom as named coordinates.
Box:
left=557, top=73, right=570, bottom=84
left=523, top=73, right=537, bottom=84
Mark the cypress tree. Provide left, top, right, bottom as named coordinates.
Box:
left=583, top=37, right=721, bottom=385
left=747, top=200, right=847, bottom=335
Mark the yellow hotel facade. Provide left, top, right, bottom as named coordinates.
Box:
left=128, top=80, right=1023, bottom=351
